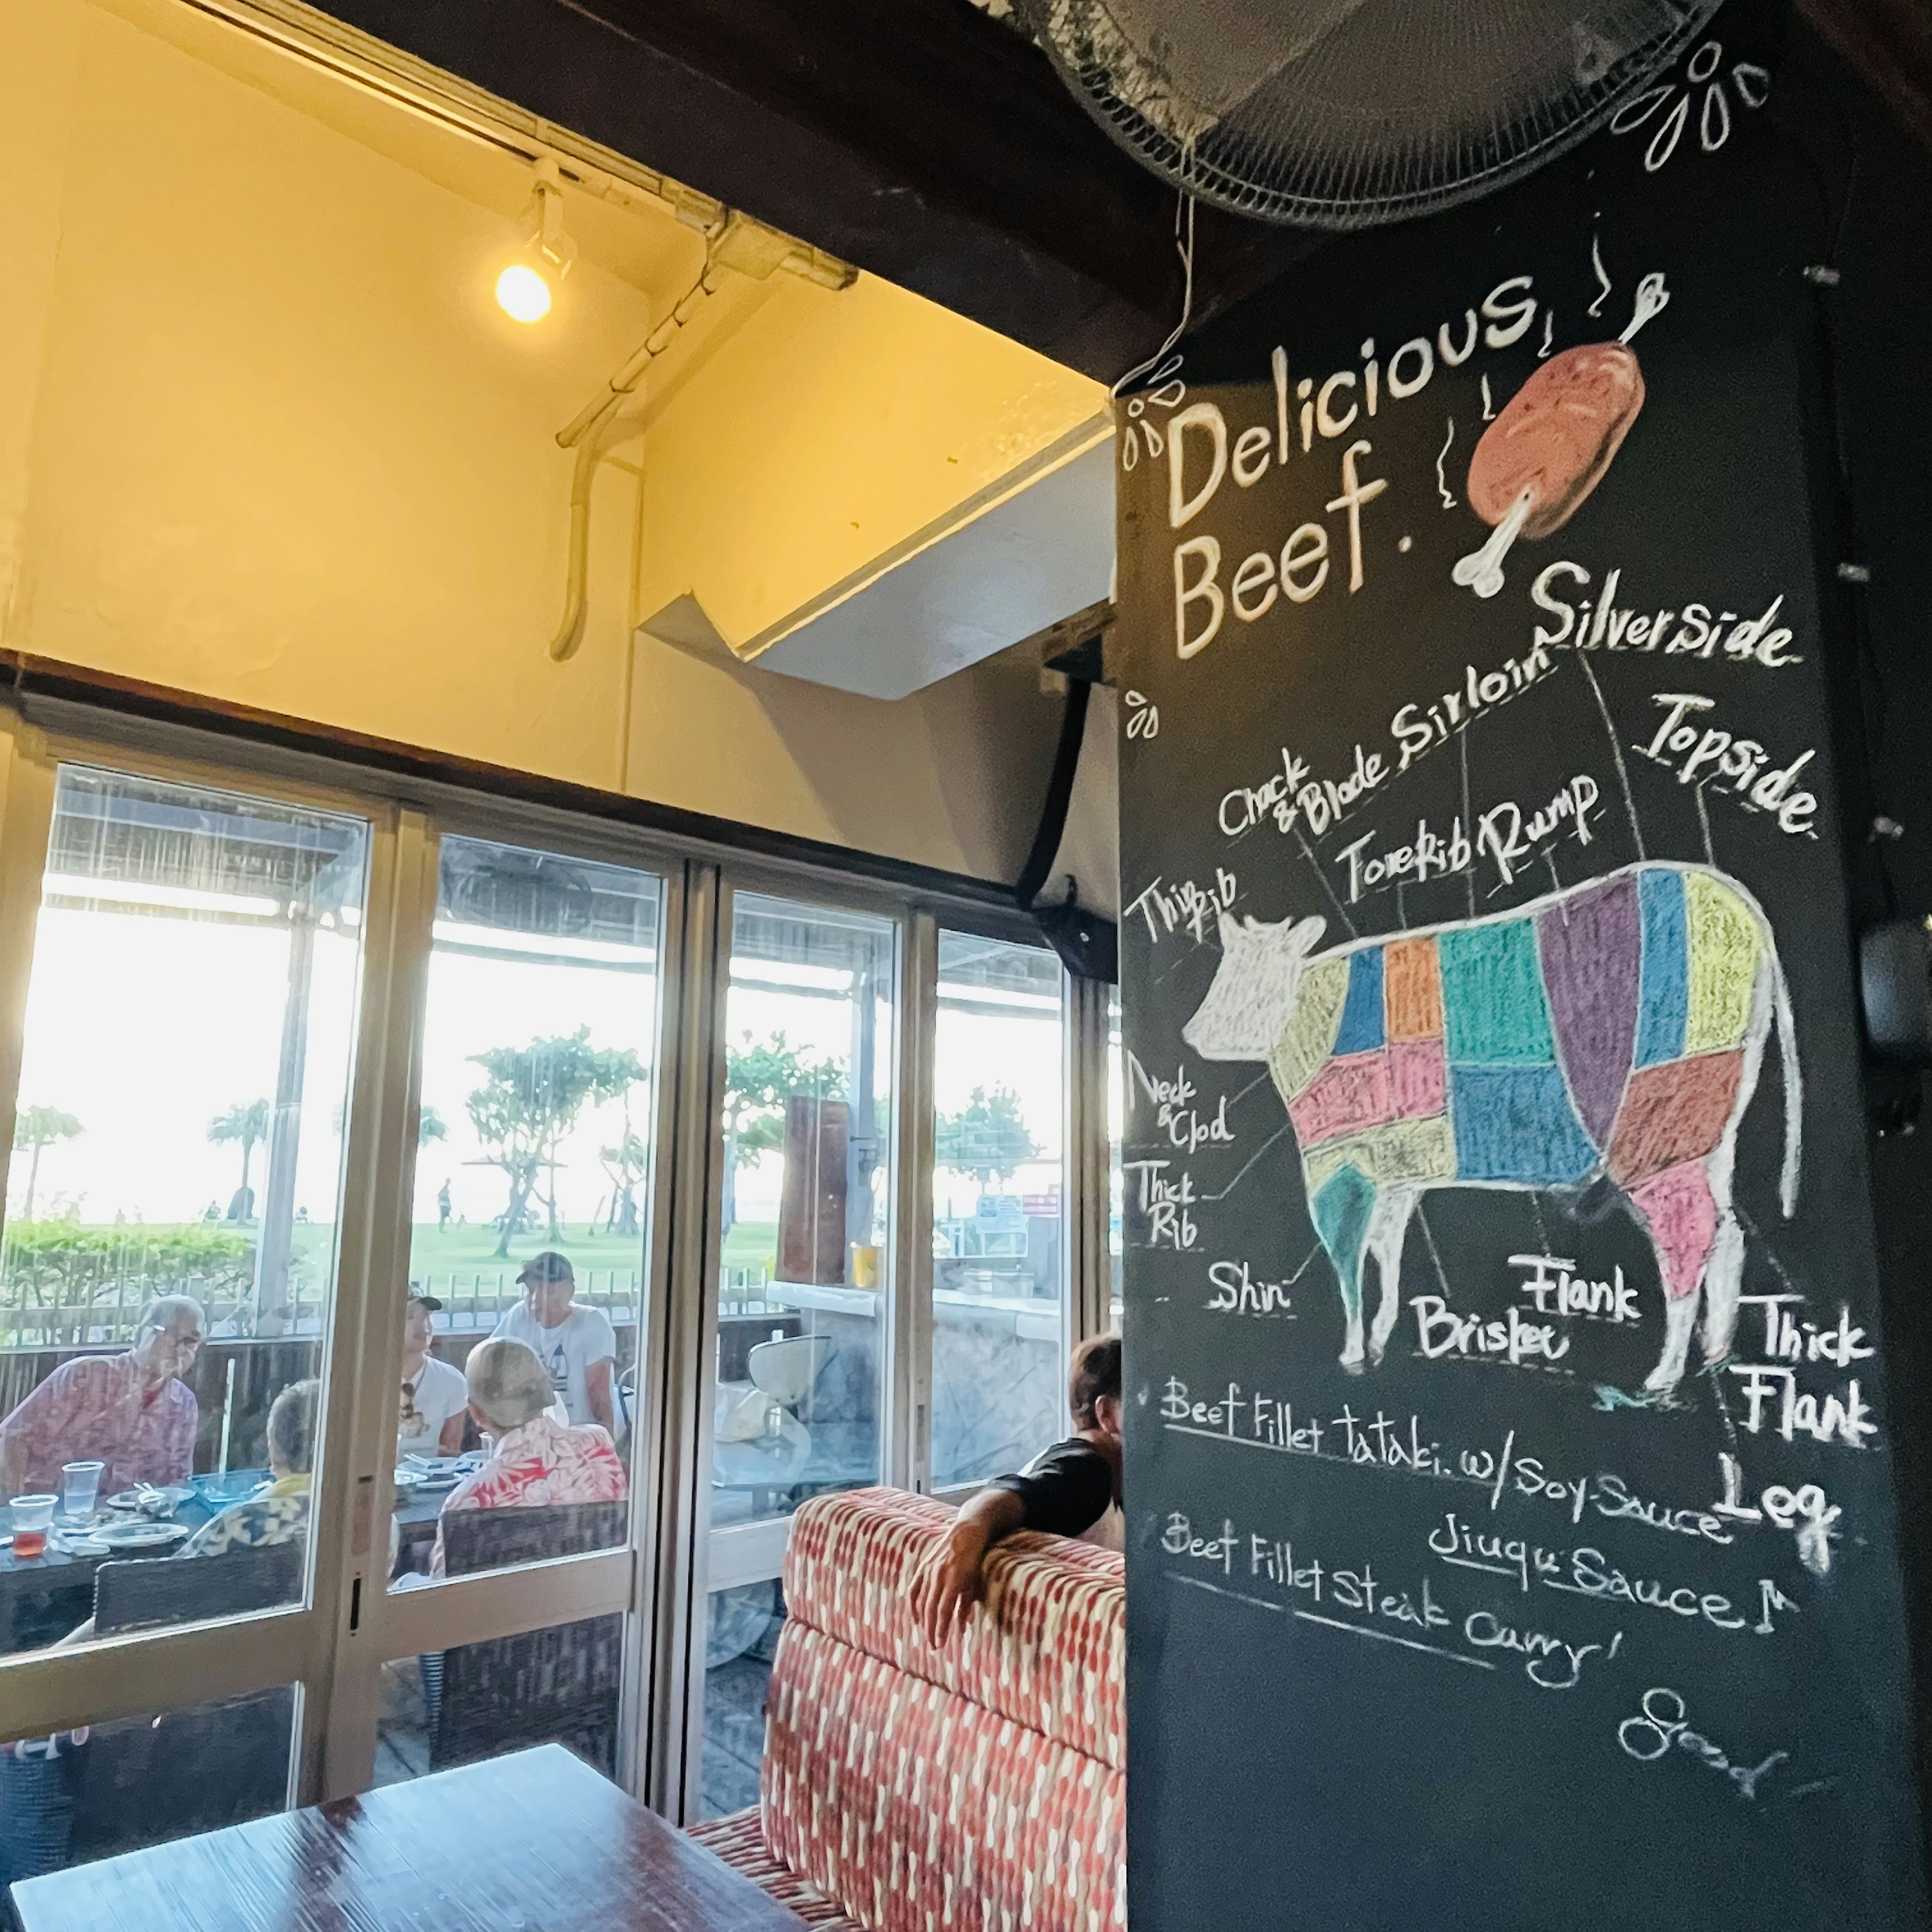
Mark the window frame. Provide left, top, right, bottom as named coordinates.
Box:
left=0, top=694, right=1118, bottom=1833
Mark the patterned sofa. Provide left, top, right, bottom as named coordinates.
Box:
left=687, top=1486, right=1124, bottom=1932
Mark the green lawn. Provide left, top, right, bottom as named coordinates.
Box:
left=288, top=1218, right=779, bottom=1287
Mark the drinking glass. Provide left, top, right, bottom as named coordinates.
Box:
left=61, top=1460, right=105, bottom=1519
left=9, top=1494, right=56, bottom=1559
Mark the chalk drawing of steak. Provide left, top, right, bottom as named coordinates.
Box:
left=1455, top=273, right=1668, bottom=598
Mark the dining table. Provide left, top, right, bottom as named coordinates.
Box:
left=0, top=1471, right=454, bottom=1657
left=8, top=1743, right=811, bottom=1932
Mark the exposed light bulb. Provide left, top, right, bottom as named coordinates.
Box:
left=496, top=262, right=553, bottom=324
left=494, top=157, right=575, bottom=325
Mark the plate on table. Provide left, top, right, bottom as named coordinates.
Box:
left=94, top=1520, right=191, bottom=1550
left=104, top=1485, right=193, bottom=1514
left=49, top=1531, right=111, bottom=1556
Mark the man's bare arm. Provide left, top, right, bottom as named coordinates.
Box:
left=912, top=1488, right=1026, bottom=1648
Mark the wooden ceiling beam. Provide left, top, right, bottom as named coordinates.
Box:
left=1798, top=0, right=1932, bottom=149
left=307, top=0, right=1318, bottom=383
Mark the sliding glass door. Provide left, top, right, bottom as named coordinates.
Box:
left=370, top=833, right=665, bottom=1788
left=0, top=738, right=382, bottom=1881
left=691, top=892, right=896, bottom=1820
left=0, top=704, right=1116, bottom=1849
left=928, top=930, right=1069, bottom=1492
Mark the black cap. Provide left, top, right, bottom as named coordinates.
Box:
left=408, top=1291, right=444, bottom=1313
left=517, top=1251, right=575, bottom=1286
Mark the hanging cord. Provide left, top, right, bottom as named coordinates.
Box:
left=1111, top=193, right=1197, bottom=401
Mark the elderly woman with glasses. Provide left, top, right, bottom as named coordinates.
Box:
left=425, top=1339, right=626, bottom=1578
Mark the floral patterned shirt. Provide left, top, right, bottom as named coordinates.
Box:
left=0, top=1353, right=197, bottom=1495
left=430, top=1414, right=626, bottom=1576
left=181, top=1474, right=310, bottom=1558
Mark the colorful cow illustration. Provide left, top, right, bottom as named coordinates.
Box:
left=1183, top=863, right=1799, bottom=1397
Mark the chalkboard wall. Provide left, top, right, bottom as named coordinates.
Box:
left=1114, top=13, right=1929, bottom=1928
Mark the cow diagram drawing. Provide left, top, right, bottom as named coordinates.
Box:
left=1183, top=862, right=1800, bottom=1398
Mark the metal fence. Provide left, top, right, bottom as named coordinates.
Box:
left=0, top=1269, right=654, bottom=1349
left=408, top=1268, right=646, bottom=1333
left=0, top=1276, right=296, bottom=1350
left=0, top=1260, right=781, bottom=1350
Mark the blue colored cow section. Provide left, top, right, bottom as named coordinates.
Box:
left=1311, top=1164, right=1376, bottom=1315
left=1438, top=920, right=1556, bottom=1064
left=1446, top=1065, right=1598, bottom=1184
left=1635, top=869, right=1688, bottom=1068
left=1333, top=946, right=1386, bottom=1055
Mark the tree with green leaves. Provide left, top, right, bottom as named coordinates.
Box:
left=721, top=1032, right=844, bottom=1235
left=466, top=1028, right=645, bottom=1255
left=13, top=1106, right=81, bottom=1222
left=208, top=1098, right=271, bottom=1221
left=600, top=1129, right=648, bottom=1238
left=934, top=1086, right=1038, bottom=1186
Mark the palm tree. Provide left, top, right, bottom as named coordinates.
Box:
left=12, top=1106, right=81, bottom=1221
left=208, top=1099, right=271, bottom=1220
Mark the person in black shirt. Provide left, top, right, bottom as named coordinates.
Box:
left=913, top=1333, right=1121, bottom=1647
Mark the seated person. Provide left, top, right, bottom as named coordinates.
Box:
left=0, top=1296, right=204, bottom=1498
left=913, top=1334, right=1122, bottom=1647
left=181, top=1380, right=319, bottom=1558
left=427, top=1339, right=626, bottom=1576
left=490, top=1252, right=617, bottom=1435
left=397, top=1293, right=467, bottom=1458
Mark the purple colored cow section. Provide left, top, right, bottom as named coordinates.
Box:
left=1535, top=872, right=1641, bottom=1148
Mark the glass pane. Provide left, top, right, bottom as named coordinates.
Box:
left=0, top=768, right=367, bottom=1657
left=697, top=1579, right=786, bottom=1821
left=0, top=1686, right=294, bottom=1887
left=930, top=932, right=1067, bottom=1489
left=708, top=895, right=895, bottom=1532
left=388, top=836, right=660, bottom=1591
left=1108, top=989, right=1124, bottom=1332
left=373, top=1612, right=619, bottom=1784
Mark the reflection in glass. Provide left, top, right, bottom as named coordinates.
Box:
left=0, top=1687, right=294, bottom=1886
left=930, top=933, right=1067, bottom=1489
left=698, top=1580, right=786, bottom=1820
left=709, top=896, right=895, bottom=1531
left=374, top=1611, right=620, bottom=1784
left=694, top=896, right=894, bottom=1823
left=389, top=837, right=660, bottom=1590
left=0, top=767, right=367, bottom=1655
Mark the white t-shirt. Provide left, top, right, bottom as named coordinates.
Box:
left=398, top=1352, right=469, bottom=1457
left=491, top=1303, right=617, bottom=1429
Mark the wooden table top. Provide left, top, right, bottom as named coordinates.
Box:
left=9, top=1745, right=809, bottom=1932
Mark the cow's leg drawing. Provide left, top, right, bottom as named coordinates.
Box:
left=1626, top=1159, right=1722, bottom=1394
left=1699, top=951, right=1777, bottom=1365
left=1365, top=1186, right=1419, bottom=1367
left=1700, top=1160, right=1747, bottom=1365
left=1312, top=1164, right=1378, bottom=1371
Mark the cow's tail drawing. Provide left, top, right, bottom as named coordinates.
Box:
left=1770, top=937, right=1802, bottom=1218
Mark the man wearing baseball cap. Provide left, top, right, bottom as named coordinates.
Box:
left=489, top=1251, right=618, bottom=1437
left=398, top=1291, right=468, bottom=1458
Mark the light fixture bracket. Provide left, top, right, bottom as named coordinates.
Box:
left=526, top=156, right=577, bottom=280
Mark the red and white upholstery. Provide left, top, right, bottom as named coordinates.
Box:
left=688, top=1487, right=1125, bottom=1932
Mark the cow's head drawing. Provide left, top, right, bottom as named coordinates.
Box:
left=1183, top=912, right=1327, bottom=1062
